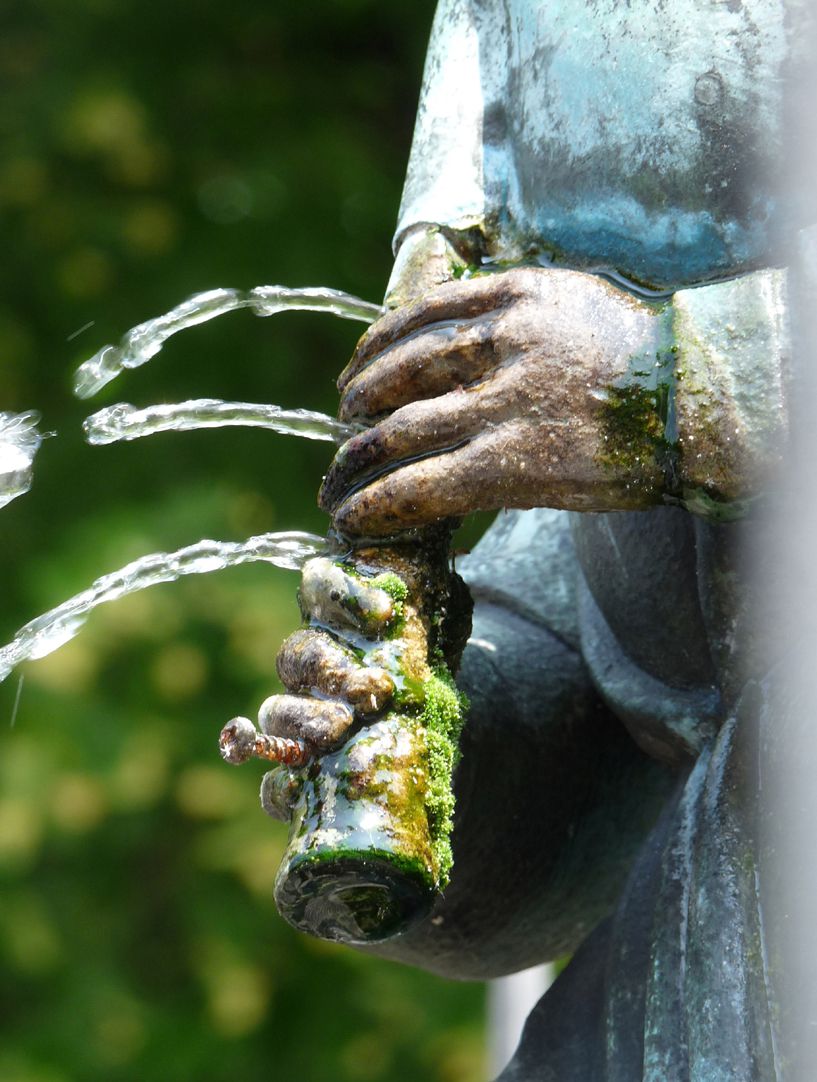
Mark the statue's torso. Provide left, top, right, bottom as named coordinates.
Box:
left=399, top=0, right=802, bottom=289
left=467, top=506, right=745, bottom=764
left=569, top=507, right=754, bottom=763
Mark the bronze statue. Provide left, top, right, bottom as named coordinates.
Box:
left=228, top=2, right=817, bottom=1077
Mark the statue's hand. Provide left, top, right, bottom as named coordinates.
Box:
left=255, top=557, right=402, bottom=782
left=319, top=267, right=663, bottom=536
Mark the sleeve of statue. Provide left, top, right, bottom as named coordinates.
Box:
left=670, top=267, right=790, bottom=516
left=394, top=0, right=508, bottom=252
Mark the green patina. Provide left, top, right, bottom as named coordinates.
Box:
left=328, top=667, right=467, bottom=886
left=292, top=723, right=440, bottom=893
left=289, top=549, right=470, bottom=918
left=419, top=668, right=468, bottom=885
left=599, top=381, right=667, bottom=471
left=320, top=559, right=407, bottom=637
left=599, top=343, right=680, bottom=495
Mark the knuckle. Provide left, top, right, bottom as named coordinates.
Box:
left=338, top=381, right=367, bottom=423
left=277, top=627, right=366, bottom=700
left=276, top=628, right=331, bottom=690
left=342, top=666, right=395, bottom=715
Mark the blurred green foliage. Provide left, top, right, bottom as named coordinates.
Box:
left=0, top=2, right=487, bottom=1080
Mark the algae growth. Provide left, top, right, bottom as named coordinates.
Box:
left=420, top=669, right=468, bottom=883
left=598, top=344, right=680, bottom=497
left=370, top=570, right=409, bottom=626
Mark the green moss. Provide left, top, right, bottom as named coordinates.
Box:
left=450, top=261, right=481, bottom=280
left=598, top=343, right=680, bottom=495
left=291, top=844, right=435, bottom=890
left=419, top=669, right=468, bottom=885
left=328, top=561, right=407, bottom=635
left=599, top=382, right=666, bottom=472
left=368, top=570, right=408, bottom=637
left=371, top=571, right=408, bottom=605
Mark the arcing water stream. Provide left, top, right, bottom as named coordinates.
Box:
left=0, top=283, right=377, bottom=684
left=84, top=399, right=359, bottom=446
left=73, top=285, right=384, bottom=398
left=0, top=532, right=329, bottom=683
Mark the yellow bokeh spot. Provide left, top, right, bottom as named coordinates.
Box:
left=339, top=1032, right=392, bottom=1081
left=109, top=730, right=170, bottom=812
left=227, top=609, right=289, bottom=678
left=122, top=201, right=178, bottom=255
left=93, top=1004, right=146, bottom=1067
left=175, top=765, right=245, bottom=820
left=205, top=960, right=271, bottom=1038
left=96, top=587, right=179, bottom=639
left=57, top=247, right=114, bottom=299
left=232, top=835, right=287, bottom=897
left=26, top=637, right=98, bottom=695
left=0, top=799, right=44, bottom=867
left=426, top=1029, right=487, bottom=1082
left=63, top=90, right=147, bottom=152
left=2, top=891, right=62, bottom=974
left=60, top=89, right=167, bottom=186
left=150, top=641, right=208, bottom=701
left=49, top=773, right=108, bottom=833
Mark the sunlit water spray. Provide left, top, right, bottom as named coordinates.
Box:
left=73, top=285, right=384, bottom=399
left=84, top=399, right=360, bottom=446
left=0, top=411, right=43, bottom=509
left=0, top=531, right=329, bottom=683
left=0, top=284, right=378, bottom=685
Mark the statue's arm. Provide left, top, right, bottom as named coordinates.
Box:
left=319, top=255, right=791, bottom=536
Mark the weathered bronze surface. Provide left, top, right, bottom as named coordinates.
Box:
left=235, top=1, right=816, bottom=1076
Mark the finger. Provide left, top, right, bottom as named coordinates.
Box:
left=260, top=767, right=302, bottom=822
left=320, top=385, right=494, bottom=514
left=341, top=668, right=396, bottom=716
left=339, top=272, right=523, bottom=391
left=276, top=628, right=394, bottom=715
left=258, top=693, right=354, bottom=752
left=298, top=557, right=396, bottom=637
left=338, top=316, right=500, bottom=424
left=329, top=421, right=550, bottom=537
left=276, top=628, right=356, bottom=692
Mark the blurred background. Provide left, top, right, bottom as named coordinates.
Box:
left=0, top=2, right=489, bottom=1079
